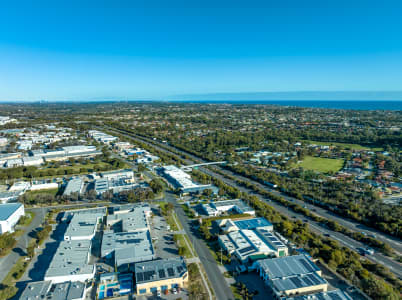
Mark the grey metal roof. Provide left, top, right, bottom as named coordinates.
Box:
left=20, top=281, right=52, bottom=300
left=63, top=178, right=84, bottom=196
left=272, top=272, right=327, bottom=292
left=255, top=228, right=286, bottom=250
left=48, top=281, right=86, bottom=300
left=64, top=212, right=103, bottom=239
left=234, top=217, right=273, bottom=230
left=257, top=254, right=320, bottom=279
left=20, top=281, right=85, bottom=300
left=101, top=230, right=155, bottom=266
left=0, top=203, right=23, bottom=220
left=212, top=199, right=254, bottom=213
left=288, top=289, right=353, bottom=300
left=45, top=240, right=94, bottom=279
left=134, top=258, right=187, bottom=284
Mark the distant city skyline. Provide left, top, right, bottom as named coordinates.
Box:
left=1, top=1, right=402, bottom=101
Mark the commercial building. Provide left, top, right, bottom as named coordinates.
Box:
left=63, top=210, right=104, bottom=241
left=216, top=217, right=273, bottom=233
left=5, top=158, right=23, bottom=168
left=30, top=180, right=59, bottom=191
left=22, top=155, right=44, bottom=166
left=20, top=280, right=87, bottom=300
left=288, top=289, right=353, bottom=300
left=0, top=190, right=22, bottom=203
left=134, top=258, right=188, bottom=295
left=218, top=228, right=287, bottom=263
left=256, top=255, right=328, bottom=299
left=101, top=230, right=155, bottom=269
left=88, top=130, right=118, bottom=143
left=97, top=272, right=133, bottom=299
left=202, top=199, right=255, bottom=217
left=8, top=181, right=30, bottom=192
left=0, top=203, right=25, bottom=234
left=44, top=240, right=95, bottom=283
left=107, top=205, right=151, bottom=233
left=161, top=165, right=213, bottom=194
left=101, top=169, right=134, bottom=180
left=63, top=178, right=85, bottom=197
left=95, top=169, right=136, bottom=196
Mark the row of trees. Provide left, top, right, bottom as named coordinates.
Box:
left=195, top=171, right=401, bottom=299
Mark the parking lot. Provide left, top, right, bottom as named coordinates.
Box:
left=149, top=207, right=180, bottom=259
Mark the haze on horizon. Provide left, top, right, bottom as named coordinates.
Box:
left=1, top=0, right=402, bottom=101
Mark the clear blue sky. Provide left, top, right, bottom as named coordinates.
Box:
left=1, top=0, right=402, bottom=101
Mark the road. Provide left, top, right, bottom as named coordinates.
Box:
left=106, top=126, right=402, bottom=278
left=0, top=207, right=46, bottom=283
left=109, top=146, right=234, bottom=299
left=165, top=192, right=235, bottom=300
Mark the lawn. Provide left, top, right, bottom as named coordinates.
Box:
left=304, top=140, right=383, bottom=151
left=293, top=156, right=344, bottom=173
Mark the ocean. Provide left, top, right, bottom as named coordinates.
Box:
left=169, top=100, right=402, bottom=111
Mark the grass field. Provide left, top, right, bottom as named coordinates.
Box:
left=304, top=140, right=383, bottom=151
left=293, top=156, right=344, bottom=173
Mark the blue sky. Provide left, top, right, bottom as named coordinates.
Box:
left=1, top=0, right=402, bottom=101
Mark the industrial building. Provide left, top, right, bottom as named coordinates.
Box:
left=63, top=178, right=85, bottom=197
left=106, top=205, right=151, bottom=233
left=22, top=156, right=44, bottom=166
left=101, top=230, right=155, bottom=269
left=0, top=190, right=23, bottom=203
left=288, top=289, right=353, bottom=300
left=134, top=258, right=188, bottom=295
left=94, top=169, right=136, bottom=196
left=63, top=210, right=104, bottom=241
left=218, top=227, right=287, bottom=263
left=216, top=217, right=273, bottom=233
left=161, top=165, right=213, bottom=194
left=88, top=130, right=118, bottom=143
left=20, top=280, right=87, bottom=300
left=97, top=272, right=133, bottom=299
left=202, top=199, right=255, bottom=217
left=0, top=203, right=25, bottom=234
left=44, top=240, right=95, bottom=283
left=256, top=254, right=328, bottom=299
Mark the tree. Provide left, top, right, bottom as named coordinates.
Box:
left=26, top=243, right=35, bottom=258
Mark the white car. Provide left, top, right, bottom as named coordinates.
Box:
left=172, top=288, right=178, bottom=294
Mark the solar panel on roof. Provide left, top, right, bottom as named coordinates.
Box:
left=303, top=275, right=314, bottom=286
left=144, top=270, right=155, bottom=281
left=307, top=273, right=322, bottom=285
left=167, top=267, right=175, bottom=277
left=317, top=295, right=326, bottom=300
left=159, top=269, right=166, bottom=278
left=289, top=276, right=303, bottom=288
left=177, top=266, right=184, bottom=273
left=299, top=258, right=315, bottom=272
left=329, top=293, right=342, bottom=300
left=239, top=246, right=254, bottom=254
left=136, top=272, right=144, bottom=282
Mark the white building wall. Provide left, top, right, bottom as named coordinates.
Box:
left=0, top=205, right=25, bottom=234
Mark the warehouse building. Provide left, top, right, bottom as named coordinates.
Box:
left=101, top=169, right=135, bottom=181
left=20, top=280, right=87, bottom=300
left=216, top=217, right=273, bottom=233
left=218, top=228, right=287, bottom=263
left=44, top=240, right=95, bottom=283
left=256, top=255, right=328, bottom=299
left=107, top=206, right=151, bottom=233
left=288, top=289, right=353, bottom=300
left=134, top=258, right=188, bottom=295
left=0, top=203, right=25, bottom=234
left=22, top=155, right=44, bottom=166
left=63, top=211, right=104, bottom=241
left=101, top=230, right=155, bottom=269
left=202, top=199, right=255, bottom=217
left=161, top=165, right=213, bottom=194
left=63, top=178, right=85, bottom=197
left=0, top=190, right=23, bottom=203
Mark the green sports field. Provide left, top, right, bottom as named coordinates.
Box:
left=293, top=156, right=344, bottom=173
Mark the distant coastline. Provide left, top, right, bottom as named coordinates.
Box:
left=164, top=100, right=402, bottom=111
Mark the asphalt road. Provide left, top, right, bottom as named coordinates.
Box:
left=165, top=192, right=235, bottom=300
left=0, top=207, right=46, bottom=283
left=106, top=126, right=402, bottom=278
